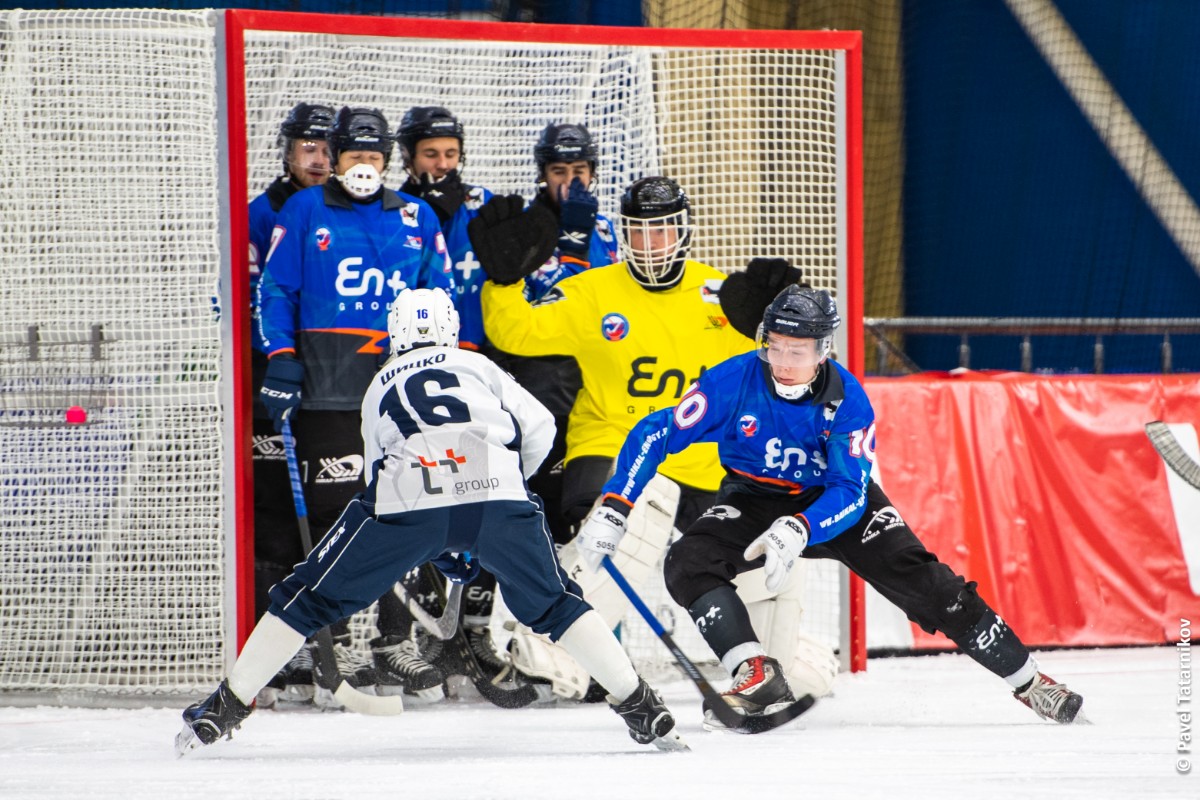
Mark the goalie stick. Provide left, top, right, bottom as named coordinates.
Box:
left=601, top=556, right=815, bottom=734
left=1145, top=421, right=1200, bottom=491
left=421, top=563, right=540, bottom=709
left=281, top=420, right=405, bottom=716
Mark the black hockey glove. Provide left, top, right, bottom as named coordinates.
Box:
left=467, top=194, right=558, bottom=286
left=556, top=177, right=598, bottom=259
left=409, top=169, right=467, bottom=225
left=430, top=551, right=481, bottom=585
left=720, top=257, right=806, bottom=339
left=259, top=354, right=304, bottom=433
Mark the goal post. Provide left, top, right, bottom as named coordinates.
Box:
left=0, top=8, right=863, bottom=704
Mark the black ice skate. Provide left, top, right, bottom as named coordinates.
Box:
left=703, top=655, right=796, bottom=730
left=314, top=639, right=379, bottom=710
left=372, top=634, right=445, bottom=701
left=280, top=641, right=316, bottom=703
left=608, top=678, right=689, bottom=752
left=175, top=680, right=254, bottom=756
left=1014, top=672, right=1084, bottom=724
left=465, top=626, right=510, bottom=681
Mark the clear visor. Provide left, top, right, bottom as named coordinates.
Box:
left=619, top=209, right=689, bottom=285
left=756, top=328, right=832, bottom=369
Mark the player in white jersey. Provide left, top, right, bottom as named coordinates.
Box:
left=177, top=288, right=686, bottom=755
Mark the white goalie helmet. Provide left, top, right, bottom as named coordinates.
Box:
left=387, top=288, right=459, bottom=355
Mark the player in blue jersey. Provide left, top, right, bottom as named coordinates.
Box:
left=176, top=288, right=686, bottom=756
left=247, top=102, right=335, bottom=708
left=256, top=106, right=453, bottom=703
left=575, top=285, right=1086, bottom=727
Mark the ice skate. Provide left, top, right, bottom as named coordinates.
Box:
left=608, top=678, right=689, bottom=752
left=465, top=626, right=510, bottom=680
left=1014, top=672, right=1084, bottom=724
left=703, top=655, right=796, bottom=731
left=175, top=680, right=253, bottom=756
left=279, top=641, right=316, bottom=703
left=372, top=634, right=445, bottom=701
left=314, top=640, right=379, bottom=710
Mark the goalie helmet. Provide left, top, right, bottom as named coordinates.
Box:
left=329, top=106, right=394, bottom=167
left=398, top=106, right=465, bottom=169
left=534, top=123, right=597, bottom=173
left=387, top=288, right=459, bottom=355
left=618, top=176, right=692, bottom=290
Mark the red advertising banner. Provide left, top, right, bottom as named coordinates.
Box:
left=864, top=372, right=1200, bottom=649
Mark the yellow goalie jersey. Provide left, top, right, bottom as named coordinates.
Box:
left=482, top=260, right=752, bottom=491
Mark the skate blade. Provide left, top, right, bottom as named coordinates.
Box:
left=174, top=726, right=203, bottom=757
left=651, top=730, right=691, bottom=752
left=1066, top=708, right=1092, bottom=725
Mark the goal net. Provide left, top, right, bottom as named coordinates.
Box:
left=0, top=8, right=862, bottom=703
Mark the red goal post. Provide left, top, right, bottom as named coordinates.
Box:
left=221, top=9, right=865, bottom=674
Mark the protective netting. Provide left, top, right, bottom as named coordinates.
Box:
left=0, top=10, right=857, bottom=702
left=0, top=10, right=223, bottom=700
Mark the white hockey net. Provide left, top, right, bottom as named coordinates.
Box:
left=0, top=9, right=860, bottom=702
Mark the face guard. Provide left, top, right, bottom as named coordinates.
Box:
left=619, top=208, right=690, bottom=288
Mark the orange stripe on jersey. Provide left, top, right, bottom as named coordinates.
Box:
left=306, top=328, right=389, bottom=354
left=729, top=467, right=805, bottom=494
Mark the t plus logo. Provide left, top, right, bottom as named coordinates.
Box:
left=455, top=250, right=482, bottom=284
left=408, top=448, right=467, bottom=495
left=694, top=603, right=722, bottom=633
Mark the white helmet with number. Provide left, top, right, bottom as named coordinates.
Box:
left=387, top=288, right=459, bottom=355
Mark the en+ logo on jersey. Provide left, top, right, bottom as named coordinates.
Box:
left=601, top=313, right=629, bottom=342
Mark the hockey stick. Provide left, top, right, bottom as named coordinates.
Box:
left=281, top=419, right=405, bottom=716
left=421, top=563, right=540, bottom=709
left=1145, top=421, right=1200, bottom=490
left=601, top=556, right=815, bottom=734
left=391, top=577, right=462, bottom=641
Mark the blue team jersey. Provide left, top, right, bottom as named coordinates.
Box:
left=523, top=213, right=618, bottom=302
left=439, top=185, right=493, bottom=349
left=257, top=182, right=453, bottom=409
left=603, top=353, right=877, bottom=545
left=248, top=177, right=297, bottom=354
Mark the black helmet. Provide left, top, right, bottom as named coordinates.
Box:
left=278, top=102, right=336, bottom=143
left=534, top=123, right=597, bottom=172
left=618, top=176, right=692, bottom=290
left=329, top=106, right=393, bottom=166
left=761, top=286, right=840, bottom=339
left=398, top=106, right=465, bottom=168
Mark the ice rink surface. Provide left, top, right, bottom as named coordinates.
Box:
left=1, top=645, right=1192, bottom=799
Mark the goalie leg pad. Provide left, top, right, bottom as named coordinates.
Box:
left=507, top=623, right=592, bottom=701
left=559, top=473, right=681, bottom=629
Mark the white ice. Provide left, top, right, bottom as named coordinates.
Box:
left=1, top=646, right=1192, bottom=799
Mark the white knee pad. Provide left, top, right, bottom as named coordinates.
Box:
left=736, top=561, right=838, bottom=698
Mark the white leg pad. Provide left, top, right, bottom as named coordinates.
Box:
left=737, top=562, right=838, bottom=698
left=555, top=610, right=639, bottom=701
left=560, top=473, right=681, bottom=628
left=507, top=623, right=592, bottom=701
left=228, top=612, right=306, bottom=705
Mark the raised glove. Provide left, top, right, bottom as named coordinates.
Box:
left=720, top=257, right=806, bottom=339
left=743, top=515, right=809, bottom=593
left=430, top=551, right=481, bottom=585
left=259, top=354, right=304, bottom=433
left=467, top=194, right=558, bottom=285
left=411, top=169, right=466, bottom=225
left=556, top=177, right=598, bottom=259
left=575, top=502, right=629, bottom=572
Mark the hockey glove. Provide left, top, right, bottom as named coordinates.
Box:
left=556, top=177, right=598, bottom=259
left=411, top=170, right=467, bottom=225
left=720, top=257, right=806, bottom=339
left=744, top=515, right=809, bottom=593
left=259, top=354, right=304, bottom=433
left=467, top=194, right=558, bottom=286
left=431, top=551, right=481, bottom=585
left=575, top=501, right=630, bottom=572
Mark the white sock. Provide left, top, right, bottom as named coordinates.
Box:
left=1004, top=655, right=1039, bottom=691
left=721, top=641, right=767, bottom=677
left=227, top=613, right=307, bottom=705
left=555, top=610, right=639, bottom=701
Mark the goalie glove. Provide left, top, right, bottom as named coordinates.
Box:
left=259, top=354, right=304, bottom=433
left=408, top=169, right=467, bottom=225
left=556, top=177, right=598, bottom=259
left=575, top=499, right=631, bottom=572
left=467, top=194, right=558, bottom=286
left=743, top=515, right=809, bottom=593
left=720, top=257, right=806, bottom=339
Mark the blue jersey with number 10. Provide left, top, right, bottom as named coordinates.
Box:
left=602, top=352, right=877, bottom=545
